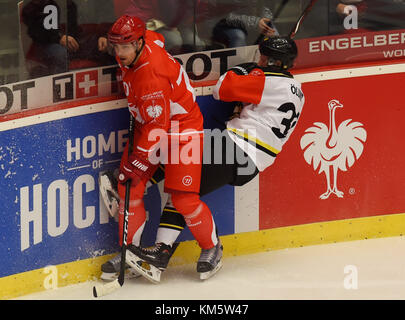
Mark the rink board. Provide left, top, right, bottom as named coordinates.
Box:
left=0, top=96, right=236, bottom=279
left=1, top=60, right=405, bottom=298
left=259, top=70, right=405, bottom=230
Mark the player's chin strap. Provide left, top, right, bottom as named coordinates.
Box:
left=128, top=37, right=145, bottom=68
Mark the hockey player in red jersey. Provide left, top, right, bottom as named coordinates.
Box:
left=101, top=15, right=222, bottom=282
left=103, top=35, right=305, bottom=283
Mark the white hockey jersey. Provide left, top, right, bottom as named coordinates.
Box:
left=213, top=63, right=305, bottom=172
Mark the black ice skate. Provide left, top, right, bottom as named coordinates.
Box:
left=100, top=253, right=140, bottom=281
left=197, top=239, right=223, bottom=280
left=125, top=243, right=179, bottom=284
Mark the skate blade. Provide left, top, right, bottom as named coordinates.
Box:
left=126, top=250, right=162, bottom=284
left=100, top=268, right=141, bottom=282
left=199, top=260, right=223, bottom=280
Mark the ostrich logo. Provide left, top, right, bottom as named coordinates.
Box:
left=300, top=100, right=367, bottom=199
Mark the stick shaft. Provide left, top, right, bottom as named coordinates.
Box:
left=289, top=0, right=319, bottom=39
left=118, top=114, right=135, bottom=286
left=92, top=115, right=135, bottom=298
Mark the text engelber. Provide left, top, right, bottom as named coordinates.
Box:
left=309, top=32, right=405, bottom=53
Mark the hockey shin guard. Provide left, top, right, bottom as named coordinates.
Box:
left=171, top=191, right=217, bottom=250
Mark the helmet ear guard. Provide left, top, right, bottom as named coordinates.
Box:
left=259, top=36, right=298, bottom=70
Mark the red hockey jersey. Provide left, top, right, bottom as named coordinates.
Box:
left=117, top=30, right=203, bottom=159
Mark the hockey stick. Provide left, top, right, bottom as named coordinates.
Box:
left=289, top=0, right=319, bottom=39
left=93, top=114, right=135, bottom=298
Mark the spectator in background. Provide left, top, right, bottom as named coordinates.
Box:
left=332, top=0, right=368, bottom=34
left=213, top=1, right=277, bottom=47
left=196, top=0, right=277, bottom=49
left=122, top=0, right=205, bottom=54
left=333, top=0, right=405, bottom=33
left=22, top=0, right=114, bottom=76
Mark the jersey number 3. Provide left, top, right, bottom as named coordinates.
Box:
left=271, top=103, right=300, bottom=139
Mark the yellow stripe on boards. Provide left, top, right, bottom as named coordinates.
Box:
left=0, top=254, right=115, bottom=300
left=168, top=212, right=405, bottom=265
left=4, top=212, right=405, bottom=299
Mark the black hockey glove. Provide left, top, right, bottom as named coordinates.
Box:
left=229, top=62, right=258, bottom=76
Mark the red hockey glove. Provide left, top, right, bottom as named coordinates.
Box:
left=118, top=153, right=155, bottom=185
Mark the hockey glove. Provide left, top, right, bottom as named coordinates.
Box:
left=118, top=153, right=155, bottom=185
left=229, top=102, right=244, bottom=120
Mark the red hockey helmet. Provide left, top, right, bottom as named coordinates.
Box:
left=108, top=15, right=146, bottom=44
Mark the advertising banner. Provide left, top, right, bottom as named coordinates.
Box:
left=295, top=28, right=405, bottom=68
left=3, top=30, right=405, bottom=117
left=0, top=47, right=258, bottom=117
left=259, top=71, right=405, bottom=229
left=0, top=96, right=235, bottom=278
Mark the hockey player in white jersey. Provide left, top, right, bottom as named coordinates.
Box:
left=100, top=35, right=305, bottom=283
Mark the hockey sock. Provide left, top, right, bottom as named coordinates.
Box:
left=171, top=191, right=218, bottom=250
left=118, top=179, right=147, bottom=247
left=156, top=228, right=181, bottom=247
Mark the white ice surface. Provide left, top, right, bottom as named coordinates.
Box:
left=15, top=236, right=405, bottom=300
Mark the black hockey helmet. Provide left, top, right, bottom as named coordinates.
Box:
left=259, top=36, right=298, bottom=70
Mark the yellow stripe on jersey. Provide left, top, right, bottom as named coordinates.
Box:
left=163, top=208, right=180, bottom=213
left=227, top=127, right=280, bottom=157
left=264, top=71, right=293, bottom=78
left=159, top=223, right=184, bottom=230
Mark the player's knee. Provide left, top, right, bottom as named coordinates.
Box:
left=170, top=191, right=201, bottom=215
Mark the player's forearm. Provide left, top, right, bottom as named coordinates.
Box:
left=213, top=71, right=263, bottom=104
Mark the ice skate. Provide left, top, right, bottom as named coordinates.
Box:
left=100, top=253, right=141, bottom=281
left=125, top=243, right=179, bottom=284
left=197, top=240, right=223, bottom=280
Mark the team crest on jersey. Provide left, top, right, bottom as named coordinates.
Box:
left=300, top=99, right=367, bottom=200
left=146, top=104, right=163, bottom=118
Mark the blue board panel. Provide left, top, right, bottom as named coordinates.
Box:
left=0, top=96, right=236, bottom=277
